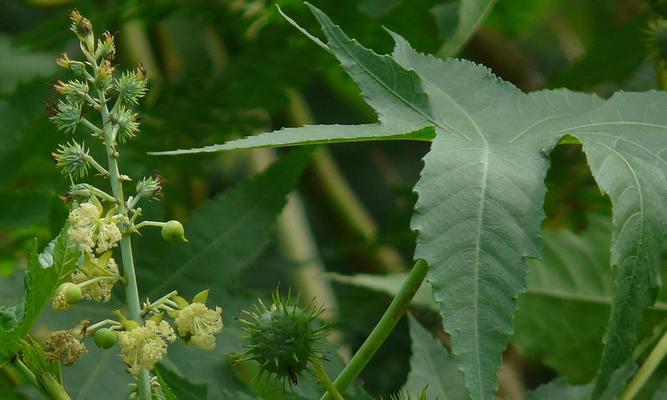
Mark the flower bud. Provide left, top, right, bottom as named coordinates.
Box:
left=67, top=183, right=93, bottom=200
left=52, top=141, right=89, bottom=179
left=95, top=31, right=115, bottom=61
left=94, top=328, right=118, bottom=349
left=111, top=105, right=139, bottom=142
left=161, top=220, right=187, bottom=242
left=135, top=173, right=164, bottom=200
left=115, top=71, right=148, bottom=106
left=49, top=100, right=82, bottom=134
left=69, top=10, right=94, bottom=52
left=95, top=59, right=115, bottom=91
left=54, top=80, right=89, bottom=106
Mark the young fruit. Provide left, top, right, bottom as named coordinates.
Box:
left=59, top=283, right=83, bottom=304
left=235, top=290, right=329, bottom=387
left=94, top=328, right=118, bottom=349
left=161, top=220, right=187, bottom=242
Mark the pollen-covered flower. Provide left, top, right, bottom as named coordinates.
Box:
left=67, top=200, right=122, bottom=254
left=175, top=302, right=223, bottom=350
left=118, top=320, right=176, bottom=375
left=71, top=252, right=120, bottom=302
left=46, top=330, right=88, bottom=366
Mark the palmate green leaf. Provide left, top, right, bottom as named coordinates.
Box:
left=151, top=124, right=434, bottom=155
left=515, top=214, right=667, bottom=383
left=153, top=6, right=667, bottom=399
left=0, top=226, right=80, bottom=363
left=403, top=315, right=466, bottom=400
left=569, top=92, right=667, bottom=398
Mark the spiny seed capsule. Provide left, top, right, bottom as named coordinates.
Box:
left=161, top=220, right=187, bottom=242
left=94, top=328, right=118, bottom=349
left=235, top=290, right=329, bottom=387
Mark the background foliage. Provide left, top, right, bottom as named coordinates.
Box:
left=1, top=0, right=666, bottom=399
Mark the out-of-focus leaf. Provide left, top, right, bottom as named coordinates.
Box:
left=156, top=365, right=208, bottom=400
left=328, top=272, right=433, bottom=308
left=524, top=363, right=636, bottom=400
left=403, top=315, right=467, bottom=400
left=550, top=15, right=649, bottom=90
left=0, top=190, right=51, bottom=229
left=142, top=147, right=314, bottom=296
left=433, top=0, right=497, bottom=57
left=0, top=35, right=55, bottom=95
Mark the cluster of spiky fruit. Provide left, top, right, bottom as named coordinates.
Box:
left=236, top=290, right=329, bottom=387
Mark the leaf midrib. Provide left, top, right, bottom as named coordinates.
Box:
left=471, top=145, right=490, bottom=398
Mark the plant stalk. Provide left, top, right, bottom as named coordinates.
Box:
left=315, top=358, right=344, bottom=400
left=99, top=90, right=151, bottom=400
left=620, top=328, right=667, bottom=400
left=320, top=259, right=428, bottom=400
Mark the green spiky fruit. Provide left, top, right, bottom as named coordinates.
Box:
left=237, top=291, right=329, bottom=386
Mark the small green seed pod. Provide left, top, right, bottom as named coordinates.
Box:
left=94, top=328, right=118, bottom=349
left=161, top=220, right=187, bottom=242
left=59, top=283, right=83, bottom=305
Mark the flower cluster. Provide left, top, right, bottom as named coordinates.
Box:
left=118, top=319, right=176, bottom=375
left=174, top=301, right=224, bottom=350
left=67, top=198, right=122, bottom=254
left=41, top=10, right=224, bottom=397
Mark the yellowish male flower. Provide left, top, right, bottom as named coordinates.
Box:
left=70, top=252, right=119, bottom=302
left=174, top=302, right=223, bottom=350
left=67, top=200, right=122, bottom=254
left=118, top=320, right=176, bottom=375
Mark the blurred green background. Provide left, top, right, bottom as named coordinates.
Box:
left=1, top=0, right=665, bottom=399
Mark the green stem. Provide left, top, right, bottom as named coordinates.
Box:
left=133, top=220, right=166, bottom=230
left=77, top=275, right=119, bottom=288
left=320, top=259, right=428, bottom=400
left=620, top=328, right=667, bottom=400
left=315, top=359, right=344, bottom=400
left=87, top=319, right=121, bottom=333
left=13, top=358, right=46, bottom=398
left=84, top=154, right=109, bottom=177
left=80, top=117, right=102, bottom=134
left=99, top=89, right=152, bottom=400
